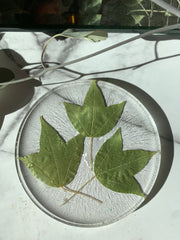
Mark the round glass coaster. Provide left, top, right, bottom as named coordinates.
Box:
left=15, top=79, right=161, bottom=227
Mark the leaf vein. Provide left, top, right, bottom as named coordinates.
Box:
left=28, top=160, right=57, bottom=186
left=46, top=133, right=61, bottom=186
left=75, top=114, right=90, bottom=135
left=63, top=152, right=74, bottom=185
left=96, top=104, right=123, bottom=135
left=90, top=86, right=95, bottom=136
left=99, top=153, right=153, bottom=175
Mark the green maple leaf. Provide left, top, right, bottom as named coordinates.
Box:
left=64, top=81, right=126, bottom=137
left=94, top=128, right=157, bottom=197
left=19, top=116, right=84, bottom=188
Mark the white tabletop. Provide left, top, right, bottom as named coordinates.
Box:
left=0, top=31, right=180, bottom=239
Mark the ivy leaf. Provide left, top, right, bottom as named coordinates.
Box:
left=61, top=29, right=108, bottom=42
left=19, top=116, right=84, bottom=188
left=94, top=129, right=157, bottom=197
left=64, top=81, right=126, bottom=137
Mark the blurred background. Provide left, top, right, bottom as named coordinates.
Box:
left=0, top=0, right=180, bottom=28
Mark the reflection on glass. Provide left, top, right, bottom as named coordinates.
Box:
left=0, top=0, right=179, bottom=29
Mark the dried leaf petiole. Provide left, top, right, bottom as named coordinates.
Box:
left=60, top=176, right=102, bottom=206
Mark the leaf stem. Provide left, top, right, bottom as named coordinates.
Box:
left=60, top=176, right=101, bottom=206
left=89, top=136, right=93, bottom=171
left=41, top=33, right=65, bottom=69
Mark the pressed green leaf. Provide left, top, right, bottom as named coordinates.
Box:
left=64, top=81, right=126, bottom=137
left=94, top=129, right=157, bottom=197
left=19, top=116, right=84, bottom=187
left=61, top=29, right=108, bottom=42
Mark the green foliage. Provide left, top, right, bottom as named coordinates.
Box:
left=20, top=116, right=84, bottom=187
left=94, top=129, right=157, bottom=197
left=64, top=81, right=126, bottom=137
left=131, top=15, right=145, bottom=25
left=101, top=0, right=180, bottom=27
left=78, top=0, right=102, bottom=24
left=61, top=29, right=108, bottom=42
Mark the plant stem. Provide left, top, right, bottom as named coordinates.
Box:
left=138, top=0, right=150, bottom=17
left=61, top=186, right=101, bottom=203
left=60, top=176, right=100, bottom=206
left=89, top=137, right=93, bottom=171
left=1, top=23, right=180, bottom=87
left=128, top=9, right=168, bottom=14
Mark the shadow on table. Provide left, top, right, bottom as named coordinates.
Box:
left=0, top=49, right=41, bottom=130
left=143, top=33, right=180, bottom=41
left=98, top=77, right=174, bottom=209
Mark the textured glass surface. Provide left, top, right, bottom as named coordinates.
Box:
left=15, top=80, right=161, bottom=227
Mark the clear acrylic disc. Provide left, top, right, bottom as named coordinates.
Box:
left=15, top=79, right=161, bottom=227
